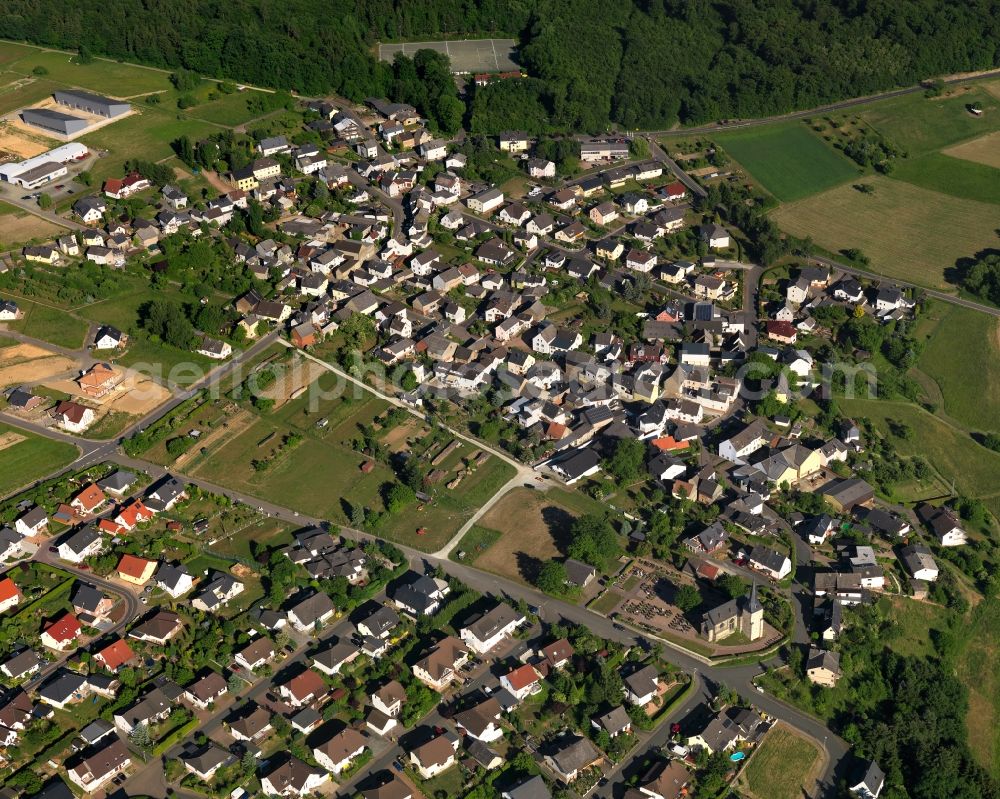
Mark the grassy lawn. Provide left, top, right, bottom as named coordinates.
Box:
left=838, top=397, right=1000, bottom=499
left=884, top=596, right=952, bottom=659
left=0, top=42, right=41, bottom=67
left=957, top=599, right=1000, bottom=778
left=589, top=589, right=624, bottom=615
left=6, top=49, right=172, bottom=95
left=189, top=415, right=397, bottom=526
left=915, top=303, right=1000, bottom=433
left=772, top=176, right=1000, bottom=291
left=210, top=517, right=292, bottom=561
left=188, top=382, right=516, bottom=552
left=741, top=725, right=822, bottom=799
left=890, top=152, right=1000, bottom=205
left=0, top=73, right=64, bottom=115
left=116, top=338, right=216, bottom=387
left=0, top=422, right=78, bottom=497
left=449, top=525, right=502, bottom=563
left=81, top=110, right=220, bottom=182
left=713, top=121, right=860, bottom=201
left=7, top=298, right=89, bottom=349
left=187, top=90, right=269, bottom=126
left=860, top=88, right=1000, bottom=157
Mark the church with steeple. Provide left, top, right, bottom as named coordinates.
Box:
left=700, top=583, right=764, bottom=643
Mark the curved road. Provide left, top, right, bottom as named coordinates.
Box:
left=25, top=552, right=142, bottom=690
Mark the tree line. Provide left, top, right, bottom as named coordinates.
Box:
left=5, top=0, right=1000, bottom=133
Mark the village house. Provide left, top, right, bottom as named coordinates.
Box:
left=412, top=636, right=470, bottom=691
left=410, top=734, right=459, bottom=779
left=461, top=603, right=527, bottom=654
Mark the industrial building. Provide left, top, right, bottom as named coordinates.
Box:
left=21, top=107, right=90, bottom=136
left=11, top=161, right=68, bottom=189
left=53, top=89, right=130, bottom=118
left=0, top=142, right=88, bottom=183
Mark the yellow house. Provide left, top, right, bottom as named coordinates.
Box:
left=117, top=554, right=157, bottom=586
left=795, top=448, right=825, bottom=481
left=232, top=167, right=259, bottom=192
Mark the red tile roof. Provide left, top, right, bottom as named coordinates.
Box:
left=44, top=613, right=81, bottom=643
left=72, top=483, right=106, bottom=512
left=0, top=577, right=20, bottom=605
left=503, top=664, right=540, bottom=692
left=96, top=639, right=135, bottom=671
left=117, top=554, right=155, bottom=580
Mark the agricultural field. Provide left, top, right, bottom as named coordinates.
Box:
left=944, top=129, right=1000, bottom=169
left=838, top=397, right=1000, bottom=500
left=713, top=121, right=860, bottom=202
left=859, top=87, right=1000, bottom=157
left=914, top=303, right=1000, bottom=433
left=890, top=152, right=1000, bottom=205
left=0, top=421, right=78, bottom=497
left=771, top=177, right=999, bottom=290
left=739, top=725, right=823, bottom=799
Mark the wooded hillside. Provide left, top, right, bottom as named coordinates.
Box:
left=3, top=0, right=1000, bottom=131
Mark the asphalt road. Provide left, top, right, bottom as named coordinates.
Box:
left=26, top=551, right=142, bottom=691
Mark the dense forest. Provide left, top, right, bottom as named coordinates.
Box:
left=4, top=0, right=1000, bottom=130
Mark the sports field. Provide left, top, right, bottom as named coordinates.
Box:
left=772, top=177, right=999, bottom=289
left=714, top=122, right=860, bottom=201
left=378, top=38, right=518, bottom=73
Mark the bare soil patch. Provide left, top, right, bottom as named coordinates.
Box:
left=0, top=122, right=51, bottom=157
left=0, top=431, right=26, bottom=451
left=381, top=417, right=423, bottom=451
left=259, top=357, right=326, bottom=407
left=0, top=354, right=77, bottom=387
left=0, top=342, right=57, bottom=366
left=105, top=373, right=172, bottom=415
